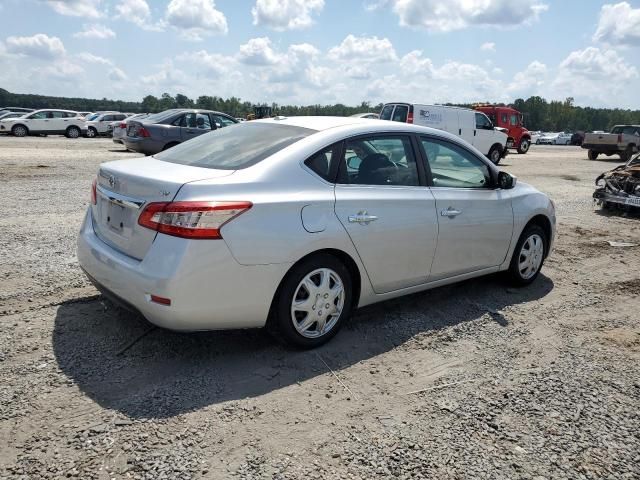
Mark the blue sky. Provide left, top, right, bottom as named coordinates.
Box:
left=0, top=0, right=639, bottom=108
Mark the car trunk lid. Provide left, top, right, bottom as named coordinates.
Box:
left=92, top=158, right=234, bottom=260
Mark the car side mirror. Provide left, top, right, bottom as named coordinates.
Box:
left=498, top=171, right=517, bottom=189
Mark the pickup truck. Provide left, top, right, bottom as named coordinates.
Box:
left=582, top=125, right=640, bottom=161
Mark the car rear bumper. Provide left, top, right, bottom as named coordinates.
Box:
left=77, top=209, right=289, bottom=331
left=121, top=137, right=161, bottom=155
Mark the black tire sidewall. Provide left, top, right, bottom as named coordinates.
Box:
left=489, top=147, right=501, bottom=164
left=272, top=254, right=353, bottom=348
left=12, top=125, right=27, bottom=137
left=518, top=139, right=530, bottom=154
left=508, top=224, right=547, bottom=286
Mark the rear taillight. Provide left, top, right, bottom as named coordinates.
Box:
left=138, top=126, right=151, bottom=138
left=138, top=201, right=252, bottom=239
left=407, top=108, right=414, bottom=124
left=119, top=122, right=126, bottom=129
left=91, top=179, right=97, bottom=205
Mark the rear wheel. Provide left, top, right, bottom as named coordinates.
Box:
left=517, top=138, right=530, bottom=154
left=12, top=125, right=28, bottom=137
left=588, top=149, right=599, bottom=160
left=66, top=126, right=81, bottom=139
left=507, top=224, right=547, bottom=286
left=269, top=254, right=353, bottom=348
left=488, top=145, right=502, bottom=165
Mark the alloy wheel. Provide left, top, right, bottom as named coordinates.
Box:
left=518, top=233, right=544, bottom=280
left=290, top=268, right=345, bottom=339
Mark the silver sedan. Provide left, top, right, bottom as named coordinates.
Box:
left=77, top=117, right=556, bottom=348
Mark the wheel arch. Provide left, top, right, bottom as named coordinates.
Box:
left=269, top=248, right=362, bottom=318
left=522, top=214, right=553, bottom=258
left=11, top=123, right=29, bottom=134
left=162, top=141, right=180, bottom=151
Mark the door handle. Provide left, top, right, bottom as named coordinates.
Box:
left=441, top=207, right=462, bottom=217
left=348, top=211, right=378, bottom=225
left=473, top=130, right=476, bottom=136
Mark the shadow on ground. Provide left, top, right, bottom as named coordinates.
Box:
left=53, top=274, right=553, bottom=419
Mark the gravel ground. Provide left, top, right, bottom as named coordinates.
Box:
left=0, top=136, right=639, bottom=480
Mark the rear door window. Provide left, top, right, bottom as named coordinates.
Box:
left=380, top=104, right=395, bottom=121
left=304, top=144, right=340, bottom=182
left=391, top=105, right=409, bottom=123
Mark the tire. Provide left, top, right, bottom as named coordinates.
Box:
left=162, top=142, right=179, bottom=151
left=11, top=125, right=28, bottom=137
left=565, top=140, right=570, bottom=145
left=507, top=224, right=547, bottom=286
left=620, top=146, right=632, bottom=163
left=65, top=126, right=81, bottom=139
left=588, top=149, right=599, bottom=161
left=269, top=254, right=353, bottom=348
left=517, top=138, right=530, bottom=154
left=535, top=139, right=540, bottom=145
left=488, top=145, right=502, bottom=165
left=85, top=127, right=98, bottom=138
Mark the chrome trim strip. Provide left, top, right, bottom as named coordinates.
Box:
left=96, top=184, right=145, bottom=209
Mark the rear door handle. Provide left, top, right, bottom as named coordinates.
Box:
left=441, top=208, right=462, bottom=217
left=348, top=211, right=378, bottom=225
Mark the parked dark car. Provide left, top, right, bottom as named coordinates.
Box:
left=570, top=131, right=585, bottom=146
left=122, top=109, right=238, bottom=155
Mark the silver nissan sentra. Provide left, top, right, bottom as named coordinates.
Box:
left=77, top=116, right=555, bottom=348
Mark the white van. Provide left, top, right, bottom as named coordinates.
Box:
left=380, top=103, right=508, bottom=164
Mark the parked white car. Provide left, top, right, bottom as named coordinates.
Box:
left=85, top=112, right=129, bottom=138
left=554, top=133, right=573, bottom=145
left=78, top=116, right=555, bottom=348
left=536, top=133, right=559, bottom=145
left=380, top=103, right=508, bottom=164
left=0, top=109, right=86, bottom=138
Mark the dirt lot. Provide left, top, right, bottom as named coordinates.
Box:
left=0, top=136, right=639, bottom=480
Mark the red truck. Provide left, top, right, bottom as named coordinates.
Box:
left=474, top=105, right=532, bottom=154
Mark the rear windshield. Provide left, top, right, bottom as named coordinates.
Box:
left=392, top=105, right=409, bottom=122
left=144, top=109, right=182, bottom=124
left=155, top=122, right=316, bottom=170
left=380, top=104, right=394, bottom=120
left=611, top=126, right=640, bottom=135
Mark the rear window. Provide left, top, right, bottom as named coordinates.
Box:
left=392, top=105, right=409, bottom=122
left=380, top=104, right=394, bottom=121
left=155, top=122, right=316, bottom=170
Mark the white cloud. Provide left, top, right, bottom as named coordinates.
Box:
left=481, top=42, right=496, bottom=52
left=508, top=60, right=547, bottom=93
left=553, top=47, right=638, bottom=106
left=593, top=2, right=640, bottom=46
left=5, top=34, right=65, bottom=59
left=238, top=37, right=284, bottom=65
left=328, top=35, right=397, bottom=62
left=40, top=59, right=85, bottom=79
left=43, top=0, right=102, bottom=18
left=390, top=0, right=548, bottom=32
left=73, top=24, right=116, bottom=39
left=305, top=65, right=332, bottom=88
left=165, top=0, right=228, bottom=41
left=176, top=50, right=237, bottom=76
left=141, top=61, right=188, bottom=88
left=399, top=50, right=434, bottom=75
left=108, top=67, right=128, bottom=81
left=252, top=0, right=324, bottom=31
left=77, top=52, right=113, bottom=66
left=115, top=0, right=162, bottom=31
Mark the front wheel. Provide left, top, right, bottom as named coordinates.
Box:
left=85, top=127, right=97, bottom=138
left=507, top=224, right=547, bottom=286
left=588, top=149, right=599, bottom=160
left=12, top=125, right=28, bottom=137
left=488, top=146, right=502, bottom=165
left=269, top=254, right=353, bottom=348
left=620, top=146, right=633, bottom=163
left=517, top=138, right=530, bottom=154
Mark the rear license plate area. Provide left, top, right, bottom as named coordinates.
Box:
left=625, top=197, right=640, bottom=207
left=107, top=201, right=126, bottom=232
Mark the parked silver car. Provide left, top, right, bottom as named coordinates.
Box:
left=78, top=117, right=556, bottom=348
left=121, top=109, right=238, bottom=155
left=110, top=113, right=149, bottom=144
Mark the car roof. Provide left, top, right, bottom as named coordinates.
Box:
left=32, top=108, right=79, bottom=113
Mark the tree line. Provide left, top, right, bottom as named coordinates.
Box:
left=1, top=88, right=638, bottom=132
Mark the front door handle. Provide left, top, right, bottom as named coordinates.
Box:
left=441, top=207, right=462, bottom=217
left=348, top=211, right=378, bottom=225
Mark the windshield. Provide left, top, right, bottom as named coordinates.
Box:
left=611, top=126, right=640, bottom=135
left=86, top=113, right=100, bottom=121
left=155, top=122, right=316, bottom=170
